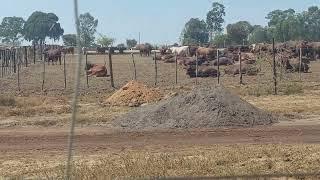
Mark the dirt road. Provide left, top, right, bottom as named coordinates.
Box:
left=1, top=125, right=320, bottom=156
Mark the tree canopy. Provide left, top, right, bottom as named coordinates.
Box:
left=0, top=17, right=25, bottom=45
left=226, top=21, right=253, bottom=45
left=181, top=18, right=209, bottom=45
left=62, top=34, right=77, bottom=46
left=206, top=2, right=225, bottom=41
left=96, top=34, right=115, bottom=47
left=23, top=11, right=64, bottom=43
left=126, top=39, right=137, bottom=49
left=248, top=25, right=270, bottom=44
left=79, top=12, right=98, bottom=47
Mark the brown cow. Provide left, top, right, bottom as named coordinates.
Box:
left=186, top=65, right=219, bottom=78
left=213, top=57, right=234, bottom=66
left=86, top=63, right=108, bottom=77
left=224, top=63, right=260, bottom=76
left=196, top=47, right=216, bottom=60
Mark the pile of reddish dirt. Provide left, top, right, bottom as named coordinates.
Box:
left=106, top=81, right=163, bottom=107
left=113, top=86, right=278, bottom=130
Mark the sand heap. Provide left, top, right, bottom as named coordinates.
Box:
left=106, top=81, right=163, bottom=107
left=113, top=86, right=278, bottom=130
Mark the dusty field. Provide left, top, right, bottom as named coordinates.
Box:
left=1, top=54, right=320, bottom=179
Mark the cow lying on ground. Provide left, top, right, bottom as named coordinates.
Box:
left=287, top=58, right=310, bottom=73
left=178, top=57, right=206, bottom=68
left=212, top=57, right=234, bottom=66
left=186, top=65, right=219, bottom=78
left=86, top=63, right=108, bottom=77
left=224, top=63, right=260, bottom=76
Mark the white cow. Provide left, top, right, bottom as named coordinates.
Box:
left=170, top=46, right=189, bottom=56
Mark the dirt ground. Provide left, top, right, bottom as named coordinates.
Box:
left=1, top=54, right=320, bottom=179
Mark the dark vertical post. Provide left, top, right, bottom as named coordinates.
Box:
left=1, top=50, right=4, bottom=77
left=239, top=48, right=243, bottom=85
left=154, top=51, right=158, bottom=86
left=272, top=38, right=277, bottom=95
left=17, top=60, right=20, bottom=91
left=42, top=53, right=46, bottom=91
left=217, top=49, right=220, bottom=84
left=0, top=50, right=2, bottom=78
left=108, top=48, right=115, bottom=88
left=13, top=49, right=16, bottom=73
left=40, top=41, right=43, bottom=61
left=131, top=53, right=137, bottom=80
left=175, top=54, right=178, bottom=84
left=299, top=47, right=302, bottom=81
left=64, top=54, right=67, bottom=89
left=24, top=46, right=28, bottom=67
left=33, top=43, right=36, bottom=64
left=195, top=52, right=198, bottom=85
left=85, top=53, right=89, bottom=88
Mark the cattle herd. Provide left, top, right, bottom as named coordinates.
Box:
left=149, top=40, right=320, bottom=78
left=1, top=40, right=320, bottom=80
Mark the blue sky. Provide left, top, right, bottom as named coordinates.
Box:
left=1, top=0, right=319, bottom=45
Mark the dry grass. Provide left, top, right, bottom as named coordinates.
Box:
left=2, top=144, right=318, bottom=179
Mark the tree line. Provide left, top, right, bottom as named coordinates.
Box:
left=181, top=3, right=320, bottom=47
left=0, top=11, right=138, bottom=49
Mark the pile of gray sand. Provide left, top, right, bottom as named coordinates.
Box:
left=113, top=86, right=278, bottom=130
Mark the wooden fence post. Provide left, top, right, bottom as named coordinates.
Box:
left=42, top=53, right=46, bottom=91
left=299, top=47, right=302, bottom=81
left=85, top=53, right=89, bottom=88
left=239, top=48, right=243, bottom=85
left=131, top=53, right=137, bottom=80
left=217, top=49, right=220, bottom=84
left=1, top=50, right=4, bottom=77
left=64, top=54, right=67, bottom=89
left=154, top=51, right=158, bottom=86
left=17, top=59, right=20, bottom=91
left=13, top=49, right=16, bottom=73
left=195, top=52, right=198, bottom=85
left=272, top=38, right=277, bottom=95
left=24, top=46, right=28, bottom=67
left=108, top=48, right=115, bottom=88
left=33, top=44, right=36, bottom=64
left=175, top=54, right=178, bottom=84
left=0, top=50, right=4, bottom=78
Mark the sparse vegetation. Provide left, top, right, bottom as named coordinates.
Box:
left=0, top=96, right=16, bottom=107
left=8, top=145, right=320, bottom=179
left=281, top=82, right=303, bottom=95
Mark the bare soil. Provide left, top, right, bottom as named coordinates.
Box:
left=1, top=55, right=320, bottom=178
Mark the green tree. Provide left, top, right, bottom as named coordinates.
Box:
left=79, top=13, right=98, bottom=47
left=248, top=25, right=270, bottom=44
left=266, top=9, right=302, bottom=42
left=62, top=34, right=77, bottom=46
left=96, top=34, right=115, bottom=47
left=301, top=6, right=320, bottom=41
left=23, top=11, right=64, bottom=44
left=181, top=18, right=209, bottom=45
left=0, top=17, right=25, bottom=45
left=226, top=21, right=253, bottom=45
left=206, top=2, right=225, bottom=41
left=212, top=33, right=230, bottom=47
left=126, top=39, right=137, bottom=49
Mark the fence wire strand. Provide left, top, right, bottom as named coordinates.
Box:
left=65, top=0, right=82, bottom=179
